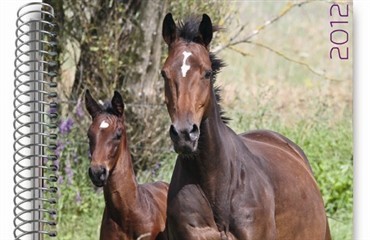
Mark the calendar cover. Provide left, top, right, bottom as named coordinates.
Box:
left=12, top=1, right=352, bottom=239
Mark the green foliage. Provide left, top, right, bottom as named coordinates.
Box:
left=53, top=105, right=102, bottom=238
left=168, top=0, right=228, bottom=23
left=56, top=184, right=104, bottom=239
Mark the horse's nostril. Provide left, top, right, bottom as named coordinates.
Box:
left=169, top=124, right=179, bottom=138
left=170, top=123, right=199, bottom=142
left=190, top=124, right=198, bottom=134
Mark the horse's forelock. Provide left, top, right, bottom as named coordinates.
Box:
left=177, top=16, right=221, bottom=43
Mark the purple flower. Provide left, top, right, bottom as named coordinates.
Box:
left=57, top=175, right=64, bottom=184
left=59, top=118, right=74, bottom=134
left=75, top=99, right=84, bottom=118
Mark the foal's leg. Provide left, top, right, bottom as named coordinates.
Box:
left=167, top=184, right=225, bottom=240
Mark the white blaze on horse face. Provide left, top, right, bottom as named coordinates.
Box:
left=99, top=120, right=109, bottom=129
left=181, top=51, right=192, bottom=77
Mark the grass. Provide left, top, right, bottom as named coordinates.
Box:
left=56, top=184, right=104, bottom=239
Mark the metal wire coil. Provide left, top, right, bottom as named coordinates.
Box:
left=13, top=2, right=58, bottom=239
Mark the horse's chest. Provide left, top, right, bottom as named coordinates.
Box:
left=168, top=181, right=276, bottom=239
left=207, top=187, right=262, bottom=236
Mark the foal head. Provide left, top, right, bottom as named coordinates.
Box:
left=85, top=90, right=125, bottom=187
left=161, top=13, right=219, bottom=154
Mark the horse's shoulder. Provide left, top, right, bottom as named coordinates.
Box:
left=137, top=182, right=168, bottom=217
left=140, top=181, right=169, bottom=197
left=239, top=129, right=312, bottom=172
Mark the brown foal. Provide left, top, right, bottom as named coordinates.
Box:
left=85, top=90, right=168, bottom=240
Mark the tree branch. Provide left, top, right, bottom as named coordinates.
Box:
left=213, top=1, right=345, bottom=82
left=213, top=1, right=310, bottom=54
left=247, top=41, right=344, bottom=82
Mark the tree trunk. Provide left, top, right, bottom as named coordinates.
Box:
left=131, top=0, right=167, bottom=104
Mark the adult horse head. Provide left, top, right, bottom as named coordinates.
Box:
left=161, top=13, right=223, bottom=155
left=161, top=13, right=331, bottom=240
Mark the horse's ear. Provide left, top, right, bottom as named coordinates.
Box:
left=162, top=13, right=177, bottom=45
left=198, top=14, right=213, bottom=47
left=111, top=91, right=124, bottom=117
left=85, top=89, right=102, bottom=119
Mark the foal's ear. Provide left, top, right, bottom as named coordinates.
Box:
left=85, top=89, right=102, bottom=119
left=198, top=14, right=213, bottom=47
left=111, top=91, right=124, bottom=117
left=162, top=13, right=177, bottom=45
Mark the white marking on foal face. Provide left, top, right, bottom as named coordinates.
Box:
left=181, top=51, right=192, bottom=77
left=99, top=120, right=109, bottom=129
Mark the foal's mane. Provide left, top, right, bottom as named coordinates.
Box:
left=177, top=16, right=229, bottom=123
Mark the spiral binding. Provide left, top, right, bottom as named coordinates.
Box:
left=13, top=2, right=58, bottom=239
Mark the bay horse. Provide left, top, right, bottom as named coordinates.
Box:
left=85, top=90, right=168, bottom=240
left=161, top=13, right=331, bottom=240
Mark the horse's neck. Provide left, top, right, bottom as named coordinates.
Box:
left=197, top=93, right=241, bottom=194
left=196, top=94, right=237, bottom=184
left=193, top=94, right=242, bottom=228
left=104, top=137, right=140, bottom=221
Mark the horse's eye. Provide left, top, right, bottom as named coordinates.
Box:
left=204, top=70, right=212, bottom=79
left=115, top=130, right=122, bottom=140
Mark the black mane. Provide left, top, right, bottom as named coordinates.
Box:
left=177, top=16, right=229, bottom=123
left=177, top=16, right=202, bottom=42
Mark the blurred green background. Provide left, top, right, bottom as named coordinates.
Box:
left=45, top=1, right=353, bottom=239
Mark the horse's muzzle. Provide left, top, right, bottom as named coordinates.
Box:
left=88, top=165, right=108, bottom=187
left=169, top=123, right=199, bottom=154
